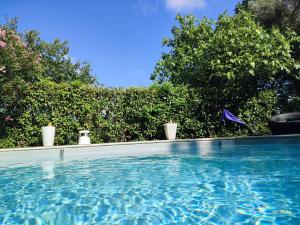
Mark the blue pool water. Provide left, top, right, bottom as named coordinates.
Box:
left=0, top=138, right=300, bottom=224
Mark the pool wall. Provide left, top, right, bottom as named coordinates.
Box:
left=0, top=135, right=299, bottom=166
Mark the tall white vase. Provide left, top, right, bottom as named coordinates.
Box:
left=42, top=126, right=56, bottom=147
left=164, top=123, right=177, bottom=140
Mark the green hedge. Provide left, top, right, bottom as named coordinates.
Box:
left=0, top=81, right=277, bottom=148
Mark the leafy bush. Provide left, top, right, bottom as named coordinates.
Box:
left=0, top=138, right=15, bottom=149
left=240, top=90, right=278, bottom=134
left=0, top=81, right=275, bottom=148
left=151, top=11, right=300, bottom=114
left=0, top=19, right=97, bottom=140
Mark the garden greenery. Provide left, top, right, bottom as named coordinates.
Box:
left=0, top=9, right=299, bottom=148
left=151, top=11, right=300, bottom=112
left=0, top=81, right=276, bottom=148
left=0, top=18, right=95, bottom=85
left=237, top=0, right=300, bottom=34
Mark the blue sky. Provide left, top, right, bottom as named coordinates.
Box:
left=1, top=0, right=240, bottom=87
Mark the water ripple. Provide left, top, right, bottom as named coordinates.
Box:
left=0, top=145, right=300, bottom=224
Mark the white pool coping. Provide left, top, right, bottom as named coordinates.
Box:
left=0, top=134, right=299, bottom=152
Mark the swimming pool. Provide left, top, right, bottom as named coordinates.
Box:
left=0, top=136, right=299, bottom=224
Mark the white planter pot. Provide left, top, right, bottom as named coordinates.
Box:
left=78, top=136, right=91, bottom=145
left=164, top=123, right=177, bottom=140
left=42, top=126, right=56, bottom=147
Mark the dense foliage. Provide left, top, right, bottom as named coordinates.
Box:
left=151, top=11, right=300, bottom=113
left=235, top=1, right=300, bottom=111
left=1, top=8, right=299, bottom=148
left=236, top=0, right=300, bottom=34
left=0, top=19, right=96, bottom=143
left=0, top=81, right=276, bottom=148
left=0, top=18, right=96, bottom=84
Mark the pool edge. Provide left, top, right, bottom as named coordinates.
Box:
left=1, top=134, right=299, bottom=152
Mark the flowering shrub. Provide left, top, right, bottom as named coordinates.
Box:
left=0, top=27, right=42, bottom=82
left=0, top=19, right=96, bottom=142
left=0, top=25, right=43, bottom=138
left=0, top=29, right=6, bottom=48
left=0, top=18, right=95, bottom=84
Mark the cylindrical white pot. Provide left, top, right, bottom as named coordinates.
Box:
left=164, top=123, right=177, bottom=140
left=42, top=126, right=56, bottom=147
left=78, top=136, right=91, bottom=145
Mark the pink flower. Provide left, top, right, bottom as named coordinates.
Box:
left=0, top=41, right=6, bottom=49
left=0, top=29, right=6, bottom=38
left=4, top=115, right=13, bottom=122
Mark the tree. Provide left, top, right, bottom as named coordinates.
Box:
left=0, top=18, right=96, bottom=85
left=238, top=0, right=300, bottom=34
left=235, top=0, right=300, bottom=111
left=235, top=0, right=250, bottom=14
left=25, top=30, right=96, bottom=84
left=151, top=11, right=300, bottom=112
